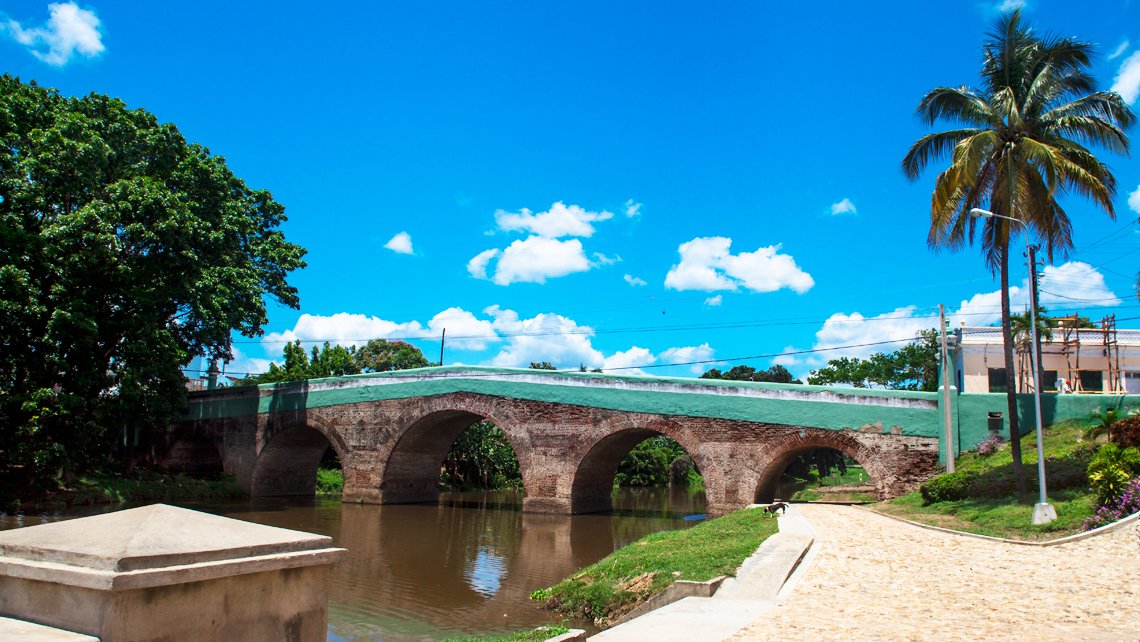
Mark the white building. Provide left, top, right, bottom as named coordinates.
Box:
left=952, top=315, right=1140, bottom=394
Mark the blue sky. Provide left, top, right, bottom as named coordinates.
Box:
left=4, top=0, right=1140, bottom=380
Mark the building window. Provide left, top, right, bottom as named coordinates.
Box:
left=1040, top=370, right=1058, bottom=392
left=988, top=368, right=1007, bottom=393
left=1126, top=372, right=1140, bottom=394
left=1079, top=370, right=1103, bottom=392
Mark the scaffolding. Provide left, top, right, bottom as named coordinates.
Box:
left=1057, top=314, right=1083, bottom=392
left=1103, top=314, right=1123, bottom=393
left=1049, top=313, right=1123, bottom=394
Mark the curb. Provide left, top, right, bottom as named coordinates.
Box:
left=860, top=505, right=1140, bottom=547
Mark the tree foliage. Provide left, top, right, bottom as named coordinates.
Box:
left=700, top=364, right=800, bottom=383
left=243, top=339, right=430, bottom=384
left=807, top=330, right=940, bottom=391
left=0, top=75, right=306, bottom=485
left=440, top=422, right=522, bottom=490
left=614, top=436, right=701, bottom=488
left=530, top=361, right=557, bottom=370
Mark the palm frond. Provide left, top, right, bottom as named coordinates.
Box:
left=902, top=128, right=979, bottom=180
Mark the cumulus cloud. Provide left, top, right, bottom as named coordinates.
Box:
left=1109, top=40, right=1130, bottom=60
left=1128, top=184, right=1140, bottom=214
left=664, top=236, right=814, bottom=294
left=1038, top=262, right=1121, bottom=306
left=624, top=274, right=647, bottom=287
left=494, top=201, right=613, bottom=238
left=602, top=346, right=656, bottom=375
left=2, top=2, right=104, bottom=66
left=384, top=231, right=414, bottom=255
left=593, top=252, right=620, bottom=265
left=658, top=344, right=716, bottom=374
left=704, top=294, right=723, bottom=307
left=624, top=199, right=642, bottom=218
left=829, top=198, right=857, bottom=216
left=485, top=305, right=604, bottom=368
left=996, top=0, right=1025, bottom=10
left=1111, top=51, right=1140, bottom=104
left=470, top=236, right=593, bottom=285
left=259, top=307, right=500, bottom=355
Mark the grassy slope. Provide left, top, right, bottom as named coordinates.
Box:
left=535, top=507, right=779, bottom=625
left=872, top=420, right=1097, bottom=540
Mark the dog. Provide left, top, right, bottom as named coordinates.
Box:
left=764, top=500, right=789, bottom=515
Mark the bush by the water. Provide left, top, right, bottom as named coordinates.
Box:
left=316, top=467, right=344, bottom=494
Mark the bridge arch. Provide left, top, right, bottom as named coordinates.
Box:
left=250, top=414, right=349, bottom=496
left=377, top=400, right=530, bottom=505
left=568, top=416, right=710, bottom=514
left=751, top=428, right=891, bottom=502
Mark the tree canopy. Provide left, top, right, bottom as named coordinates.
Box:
left=807, top=330, right=939, bottom=391
left=0, top=75, right=306, bottom=484
left=701, top=364, right=800, bottom=384
left=242, top=339, right=431, bottom=384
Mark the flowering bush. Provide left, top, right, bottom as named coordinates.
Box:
left=976, top=433, right=1003, bottom=457
left=1083, top=476, right=1140, bottom=530
left=1087, top=443, right=1140, bottom=506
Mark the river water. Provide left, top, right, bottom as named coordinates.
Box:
left=0, top=488, right=706, bottom=641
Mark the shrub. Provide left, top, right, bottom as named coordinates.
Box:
left=316, top=467, right=344, bottom=494
left=919, top=469, right=979, bottom=504
left=1086, top=443, right=1140, bottom=506
left=1109, top=415, right=1140, bottom=449
left=1083, top=476, right=1140, bottom=530
left=976, top=434, right=1003, bottom=457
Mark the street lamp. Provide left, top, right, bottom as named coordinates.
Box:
left=970, top=207, right=1057, bottom=525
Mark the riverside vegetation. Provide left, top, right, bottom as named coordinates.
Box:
left=529, top=507, right=780, bottom=626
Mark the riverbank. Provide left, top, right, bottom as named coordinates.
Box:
left=531, top=507, right=779, bottom=627
left=1, top=471, right=246, bottom=513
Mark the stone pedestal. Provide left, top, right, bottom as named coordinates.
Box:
left=0, top=504, right=346, bottom=641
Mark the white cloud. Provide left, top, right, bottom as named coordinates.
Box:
left=602, top=346, right=656, bottom=375
left=384, top=231, right=414, bottom=255
left=704, top=294, right=723, bottom=307
left=829, top=198, right=857, bottom=216
left=1111, top=51, right=1140, bottom=104
left=624, top=199, right=642, bottom=218
left=1128, top=184, right=1140, bottom=214
left=471, top=236, right=593, bottom=285
left=262, top=312, right=428, bottom=349
left=485, top=305, right=604, bottom=368
left=224, top=347, right=278, bottom=381
left=996, top=0, right=1025, bottom=10
left=664, top=236, right=814, bottom=294
left=1038, top=262, right=1121, bottom=306
left=1109, top=39, right=1130, bottom=60
left=467, top=249, right=500, bottom=280
left=2, top=2, right=104, bottom=66
left=658, top=344, right=716, bottom=374
left=593, top=252, right=620, bottom=265
left=427, top=307, right=499, bottom=351
left=494, top=201, right=613, bottom=238
left=624, top=274, right=647, bottom=287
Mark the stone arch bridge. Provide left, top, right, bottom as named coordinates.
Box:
left=169, top=366, right=943, bottom=515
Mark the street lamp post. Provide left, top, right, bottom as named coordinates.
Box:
left=970, top=208, right=1057, bottom=525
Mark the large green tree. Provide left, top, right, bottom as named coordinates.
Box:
left=807, top=330, right=940, bottom=391
left=901, top=11, right=1132, bottom=491
left=701, top=364, right=800, bottom=383
left=0, top=76, right=306, bottom=485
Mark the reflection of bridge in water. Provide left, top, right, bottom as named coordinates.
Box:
left=168, top=367, right=944, bottom=515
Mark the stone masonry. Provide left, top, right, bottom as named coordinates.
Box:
left=168, top=391, right=939, bottom=515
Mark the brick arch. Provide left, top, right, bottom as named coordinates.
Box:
left=376, top=395, right=530, bottom=505
left=250, top=414, right=349, bottom=496
left=568, top=416, right=709, bottom=514
left=156, top=425, right=224, bottom=476
left=751, top=428, right=892, bottom=502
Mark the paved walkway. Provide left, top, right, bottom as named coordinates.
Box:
left=731, top=505, right=1140, bottom=641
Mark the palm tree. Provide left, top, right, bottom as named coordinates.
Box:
left=903, top=10, right=1133, bottom=494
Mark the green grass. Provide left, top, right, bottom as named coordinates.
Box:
left=873, top=420, right=1099, bottom=540
left=534, top=507, right=779, bottom=625
left=816, top=466, right=870, bottom=487
left=444, top=625, right=570, bottom=642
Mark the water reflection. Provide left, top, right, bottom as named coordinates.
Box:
left=0, top=487, right=705, bottom=641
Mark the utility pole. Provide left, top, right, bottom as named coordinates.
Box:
left=439, top=328, right=446, bottom=367
left=940, top=304, right=954, bottom=472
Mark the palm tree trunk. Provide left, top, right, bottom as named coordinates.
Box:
left=1000, top=246, right=1027, bottom=496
